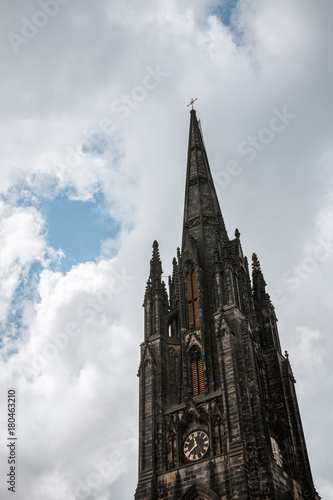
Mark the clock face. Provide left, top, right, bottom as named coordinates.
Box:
left=183, top=430, right=209, bottom=461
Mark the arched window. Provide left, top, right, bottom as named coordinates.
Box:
left=189, top=346, right=204, bottom=396
left=168, top=314, right=179, bottom=337
left=181, top=483, right=220, bottom=500
left=186, top=264, right=199, bottom=329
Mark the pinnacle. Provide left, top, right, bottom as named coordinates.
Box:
left=252, top=253, right=261, bottom=272
left=151, top=240, right=161, bottom=263
left=149, top=240, right=163, bottom=282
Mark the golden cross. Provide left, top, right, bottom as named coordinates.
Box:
left=187, top=97, right=198, bottom=110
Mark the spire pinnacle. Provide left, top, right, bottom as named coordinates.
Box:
left=149, top=240, right=163, bottom=282
left=252, top=253, right=262, bottom=272
left=252, top=252, right=269, bottom=304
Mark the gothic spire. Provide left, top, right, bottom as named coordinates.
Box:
left=149, top=240, right=163, bottom=282
left=143, top=240, right=163, bottom=305
left=181, top=109, right=228, bottom=262
left=252, top=252, right=268, bottom=304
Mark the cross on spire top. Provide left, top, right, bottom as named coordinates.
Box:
left=187, top=97, right=198, bottom=110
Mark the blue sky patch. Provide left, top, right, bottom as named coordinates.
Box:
left=44, top=192, right=119, bottom=271
left=213, top=0, right=239, bottom=27
left=0, top=261, right=42, bottom=347
left=2, top=174, right=121, bottom=273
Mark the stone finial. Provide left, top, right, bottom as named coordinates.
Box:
left=172, top=257, right=177, bottom=278
left=151, top=240, right=160, bottom=260
left=152, top=239, right=159, bottom=251
left=149, top=240, right=163, bottom=280
left=252, top=253, right=268, bottom=301
left=252, top=253, right=261, bottom=272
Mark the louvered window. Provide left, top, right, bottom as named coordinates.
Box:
left=271, top=437, right=283, bottom=467
left=186, top=265, right=199, bottom=329
left=190, top=346, right=204, bottom=396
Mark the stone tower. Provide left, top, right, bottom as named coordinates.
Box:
left=135, top=108, right=320, bottom=499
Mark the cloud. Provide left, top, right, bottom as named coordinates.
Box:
left=0, top=257, right=137, bottom=498
left=0, top=201, right=62, bottom=331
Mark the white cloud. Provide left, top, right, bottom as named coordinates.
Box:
left=0, top=257, right=137, bottom=498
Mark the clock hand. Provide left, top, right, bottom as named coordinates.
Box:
left=189, top=439, right=198, bottom=453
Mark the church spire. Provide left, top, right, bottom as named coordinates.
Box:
left=136, top=108, right=321, bottom=500
left=181, top=109, right=228, bottom=263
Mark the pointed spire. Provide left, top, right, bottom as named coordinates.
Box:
left=169, top=256, right=179, bottom=310
left=252, top=253, right=277, bottom=313
left=283, top=350, right=296, bottom=383
left=172, top=257, right=177, bottom=277
left=252, top=253, right=267, bottom=302
left=182, top=110, right=228, bottom=263
left=149, top=240, right=163, bottom=282
left=144, top=241, right=163, bottom=305
left=143, top=277, right=153, bottom=306
left=252, top=253, right=263, bottom=274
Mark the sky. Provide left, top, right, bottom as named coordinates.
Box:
left=0, top=0, right=332, bottom=498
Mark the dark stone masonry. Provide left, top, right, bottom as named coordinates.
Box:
left=135, top=109, right=320, bottom=499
